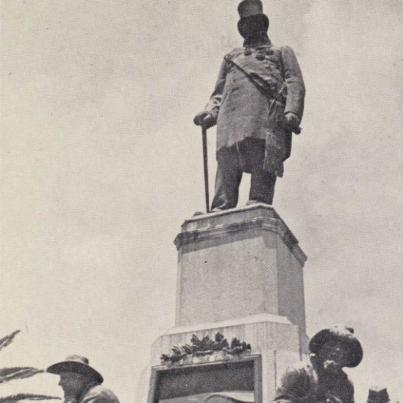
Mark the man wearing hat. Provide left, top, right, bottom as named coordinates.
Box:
left=47, top=355, right=120, bottom=403
left=273, top=325, right=363, bottom=402
left=367, top=387, right=390, bottom=403
left=194, top=0, right=305, bottom=211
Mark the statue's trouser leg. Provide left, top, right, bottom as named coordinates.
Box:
left=211, top=147, right=243, bottom=210
left=249, top=170, right=276, bottom=205
left=240, top=138, right=277, bottom=205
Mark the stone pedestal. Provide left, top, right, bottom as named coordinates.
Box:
left=145, top=204, right=308, bottom=403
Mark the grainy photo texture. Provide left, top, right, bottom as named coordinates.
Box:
left=1, top=1, right=402, bottom=402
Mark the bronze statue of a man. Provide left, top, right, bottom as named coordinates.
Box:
left=274, top=325, right=363, bottom=403
left=194, top=0, right=305, bottom=212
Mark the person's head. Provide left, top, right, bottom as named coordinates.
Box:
left=309, top=325, right=363, bottom=374
left=237, top=0, right=269, bottom=41
left=367, top=387, right=390, bottom=403
left=316, top=339, right=349, bottom=374
left=47, top=355, right=103, bottom=399
left=57, top=371, right=94, bottom=400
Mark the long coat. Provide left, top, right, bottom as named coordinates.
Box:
left=204, top=41, right=305, bottom=176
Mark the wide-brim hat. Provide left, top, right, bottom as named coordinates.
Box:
left=309, top=325, right=363, bottom=368
left=47, top=355, right=103, bottom=384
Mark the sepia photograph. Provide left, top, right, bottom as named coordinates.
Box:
left=1, top=1, right=402, bottom=402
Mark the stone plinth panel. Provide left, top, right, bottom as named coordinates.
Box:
left=141, top=205, right=309, bottom=402
left=146, top=315, right=304, bottom=403
left=174, top=204, right=307, bottom=333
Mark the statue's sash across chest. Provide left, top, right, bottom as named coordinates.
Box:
left=226, top=47, right=284, bottom=84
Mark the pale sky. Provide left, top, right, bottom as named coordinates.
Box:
left=1, top=1, right=403, bottom=402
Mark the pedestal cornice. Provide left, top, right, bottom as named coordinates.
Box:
left=174, top=204, right=307, bottom=265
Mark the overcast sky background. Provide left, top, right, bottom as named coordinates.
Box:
left=1, top=0, right=403, bottom=401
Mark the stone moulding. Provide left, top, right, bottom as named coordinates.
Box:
left=174, top=215, right=307, bottom=266
left=160, top=332, right=252, bottom=366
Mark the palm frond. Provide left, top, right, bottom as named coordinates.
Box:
left=0, top=394, right=61, bottom=402
left=0, top=367, right=43, bottom=384
left=0, top=330, right=20, bottom=352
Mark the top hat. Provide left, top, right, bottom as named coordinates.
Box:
left=367, top=387, right=390, bottom=403
left=238, top=0, right=266, bottom=19
left=237, top=0, right=269, bottom=34
left=47, top=354, right=103, bottom=384
left=309, top=325, right=363, bottom=368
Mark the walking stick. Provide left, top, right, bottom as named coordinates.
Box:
left=201, top=126, right=210, bottom=213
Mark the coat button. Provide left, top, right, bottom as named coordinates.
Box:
left=244, top=48, right=252, bottom=56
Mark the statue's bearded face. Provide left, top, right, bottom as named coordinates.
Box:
left=317, top=340, right=348, bottom=374
left=238, top=15, right=269, bottom=40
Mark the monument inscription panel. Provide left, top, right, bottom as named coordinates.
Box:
left=148, top=355, right=262, bottom=403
